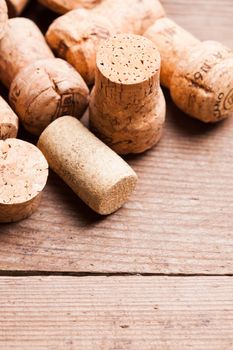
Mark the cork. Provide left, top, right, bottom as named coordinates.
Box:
left=145, top=18, right=233, bottom=123
left=0, top=96, right=18, bottom=140
left=38, top=0, right=101, bottom=14
left=0, top=139, right=48, bottom=223
left=37, top=116, right=138, bottom=215
left=6, top=0, right=29, bottom=17
left=0, top=17, right=54, bottom=88
left=45, top=0, right=165, bottom=84
left=46, top=9, right=115, bottom=85
left=89, top=34, right=166, bottom=154
left=144, top=17, right=200, bottom=88
left=0, top=0, right=7, bottom=40
left=9, top=58, right=89, bottom=135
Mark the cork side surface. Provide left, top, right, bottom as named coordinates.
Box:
left=9, top=58, right=90, bottom=135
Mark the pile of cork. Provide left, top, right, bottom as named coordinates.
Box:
left=1, top=0, right=233, bottom=223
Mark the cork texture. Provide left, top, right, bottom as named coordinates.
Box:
left=38, top=116, right=138, bottom=215
left=0, top=96, right=18, bottom=140
left=38, top=0, right=101, bottom=14
left=46, top=9, right=115, bottom=85
left=144, top=17, right=200, bottom=88
left=0, top=17, right=54, bottom=88
left=0, top=139, right=48, bottom=223
left=9, top=58, right=90, bottom=135
left=171, top=40, right=233, bottom=122
left=0, top=0, right=8, bottom=40
left=6, top=0, right=29, bottom=17
left=46, top=0, right=165, bottom=84
left=89, top=34, right=166, bottom=154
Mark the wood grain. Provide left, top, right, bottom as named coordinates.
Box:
left=0, top=1, right=233, bottom=275
left=0, top=276, right=232, bottom=349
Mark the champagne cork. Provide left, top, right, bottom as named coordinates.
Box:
left=145, top=17, right=200, bottom=88
left=6, top=0, right=29, bottom=17
left=0, top=139, right=48, bottom=223
left=9, top=58, right=89, bottom=135
left=46, top=9, right=115, bottom=85
left=145, top=17, right=233, bottom=122
left=0, top=17, right=54, bottom=88
left=38, top=116, right=138, bottom=215
left=89, top=34, right=166, bottom=154
left=38, top=0, right=101, bottom=14
left=46, top=0, right=165, bottom=84
left=0, top=0, right=7, bottom=40
left=0, top=96, right=18, bottom=139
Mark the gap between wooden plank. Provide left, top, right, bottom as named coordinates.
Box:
left=0, top=271, right=232, bottom=277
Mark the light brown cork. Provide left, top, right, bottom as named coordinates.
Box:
left=0, top=139, right=48, bottom=223
left=0, top=17, right=54, bottom=88
left=45, top=0, right=165, bottom=84
left=0, top=96, right=18, bottom=140
left=171, top=40, right=233, bottom=122
left=145, top=17, right=233, bottom=122
left=6, top=0, right=29, bottom=17
left=46, top=9, right=115, bottom=85
left=0, top=0, right=8, bottom=40
left=37, top=116, right=138, bottom=215
left=38, top=0, right=101, bottom=14
left=9, top=58, right=89, bottom=135
left=89, top=34, right=166, bottom=154
left=144, top=17, right=200, bottom=88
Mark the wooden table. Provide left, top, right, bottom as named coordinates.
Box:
left=0, top=1, right=233, bottom=348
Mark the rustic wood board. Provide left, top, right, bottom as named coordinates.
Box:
left=0, top=276, right=232, bottom=349
left=0, top=1, right=233, bottom=348
left=0, top=0, right=233, bottom=275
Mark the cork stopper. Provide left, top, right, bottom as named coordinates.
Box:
left=96, top=34, right=160, bottom=85
left=92, top=0, right=165, bottom=34
left=0, top=96, right=18, bottom=140
left=0, top=17, right=54, bottom=88
left=171, top=40, right=233, bottom=122
left=46, top=0, right=165, bottom=84
left=89, top=34, right=166, bottom=154
left=9, top=58, right=90, bottom=135
left=38, top=0, right=101, bottom=14
left=144, top=17, right=200, bottom=88
left=6, top=0, right=29, bottom=17
left=37, top=116, right=138, bottom=215
left=0, top=139, right=48, bottom=223
left=46, top=9, right=115, bottom=85
left=0, top=0, right=7, bottom=40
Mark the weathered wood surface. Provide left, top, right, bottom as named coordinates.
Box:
left=0, top=276, right=232, bottom=349
left=0, top=1, right=233, bottom=274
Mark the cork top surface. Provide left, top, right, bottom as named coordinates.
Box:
left=97, top=34, right=161, bottom=85
left=0, top=139, right=48, bottom=205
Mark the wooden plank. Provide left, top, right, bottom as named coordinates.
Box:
left=0, top=276, right=232, bottom=349
left=161, top=0, right=233, bottom=48
left=0, top=1, right=233, bottom=274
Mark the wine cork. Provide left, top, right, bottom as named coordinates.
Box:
left=145, top=17, right=200, bottom=88
left=38, top=0, right=101, bottom=14
left=9, top=58, right=89, bottom=135
left=6, top=0, right=29, bottom=17
left=37, top=116, right=138, bottom=215
left=0, top=139, right=48, bottom=223
left=89, top=34, right=166, bottom=154
left=0, top=17, right=54, bottom=88
left=46, top=9, right=115, bottom=85
left=0, top=0, right=8, bottom=40
left=171, top=41, right=233, bottom=122
left=46, top=0, right=165, bottom=84
left=0, top=96, right=18, bottom=140
left=145, top=17, right=233, bottom=122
